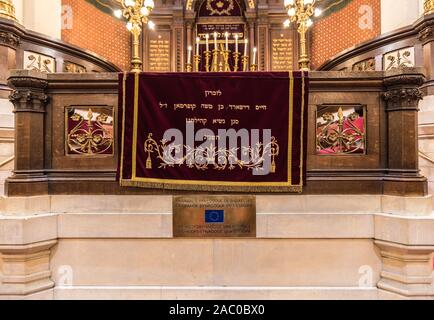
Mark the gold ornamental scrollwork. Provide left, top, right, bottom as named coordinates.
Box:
left=425, top=0, right=434, bottom=15
left=206, top=0, right=235, bottom=16
left=144, top=132, right=279, bottom=173
left=0, top=0, right=18, bottom=21
left=316, top=106, right=366, bottom=155
left=67, top=108, right=114, bottom=155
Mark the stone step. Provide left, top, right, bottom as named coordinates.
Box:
left=0, top=170, right=11, bottom=196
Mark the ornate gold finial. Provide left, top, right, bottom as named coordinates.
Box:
left=0, top=0, right=18, bottom=21
left=425, top=0, right=434, bottom=15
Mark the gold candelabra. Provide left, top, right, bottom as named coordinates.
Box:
left=0, top=0, right=17, bottom=21
left=186, top=37, right=256, bottom=72
left=114, top=0, right=155, bottom=73
left=425, top=0, right=434, bottom=15
left=284, top=0, right=322, bottom=71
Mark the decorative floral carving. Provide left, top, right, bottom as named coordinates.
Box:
left=66, top=107, right=114, bottom=155
left=382, top=88, right=423, bottom=103
left=352, top=58, right=375, bottom=72
left=0, top=31, right=19, bottom=48
left=383, top=48, right=415, bottom=71
left=316, top=106, right=366, bottom=155
left=63, top=61, right=87, bottom=73
left=24, top=51, right=55, bottom=73
left=206, top=0, right=234, bottom=16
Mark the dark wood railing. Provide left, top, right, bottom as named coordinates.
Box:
left=5, top=68, right=427, bottom=197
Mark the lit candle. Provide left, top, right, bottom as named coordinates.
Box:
left=234, top=34, right=239, bottom=53
left=225, top=32, right=229, bottom=51
left=187, top=46, right=192, bottom=64
left=205, top=34, right=209, bottom=52
left=196, top=37, right=200, bottom=56
left=244, top=39, right=248, bottom=56
left=213, top=32, right=218, bottom=51
left=253, top=47, right=257, bottom=64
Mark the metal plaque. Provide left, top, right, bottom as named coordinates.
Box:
left=173, top=195, right=256, bottom=238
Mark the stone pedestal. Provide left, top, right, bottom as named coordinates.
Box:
left=0, top=194, right=432, bottom=300
left=383, top=69, right=427, bottom=195
left=6, top=70, right=48, bottom=195
left=0, top=240, right=57, bottom=297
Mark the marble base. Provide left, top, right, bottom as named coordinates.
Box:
left=0, top=195, right=432, bottom=300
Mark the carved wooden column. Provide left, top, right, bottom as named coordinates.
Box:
left=0, top=23, right=20, bottom=99
left=185, top=10, right=195, bottom=53
left=257, top=12, right=269, bottom=71
left=172, top=11, right=185, bottom=72
left=382, top=68, right=427, bottom=196
left=246, top=15, right=256, bottom=61
left=416, top=13, right=434, bottom=95
left=6, top=70, right=48, bottom=196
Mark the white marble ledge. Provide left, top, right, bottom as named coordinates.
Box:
left=0, top=194, right=431, bottom=215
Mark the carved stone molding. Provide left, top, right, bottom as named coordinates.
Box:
left=382, top=88, right=423, bottom=111
left=7, top=72, right=49, bottom=113
left=0, top=30, right=19, bottom=49
left=383, top=73, right=425, bottom=112
left=383, top=74, right=425, bottom=87
left=375, top=240, right=434, bottom=298
left=9, top=89, right=49, bottom=113
left=0, top=240, right=57, bottom=296
left=419, top=25, right=434, bottom=44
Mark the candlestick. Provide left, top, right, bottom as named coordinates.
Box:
left=223, top=50, right=230, bottom=72
left=252, top=47, right=257, bottom=66
left=225, top=32, right=229, bottom=51
left=235, top=34, right=239, bottom=53
left=233, top=51, right=240, bottom=72
left=244, top=39, right=248, bottom=57
left=241, top=55, right=249, bottom=72
left=205, top=34, right=209, bottom=52
left=187, top=46, right=192, bottom=64
left=213, top=32, right=218, bottom=51
left=204, top=50, right=211, bottom=72
left=194, top=55, right=201, bottom=72
left=211, top=49, right=219, bottom=72
left=196, top=37, right=200, bottom=56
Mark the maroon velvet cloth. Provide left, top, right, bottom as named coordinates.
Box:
left=117, top=72, right=309, bottom=192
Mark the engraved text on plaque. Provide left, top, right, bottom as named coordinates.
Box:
left=173, top=195, right=256, bottom=238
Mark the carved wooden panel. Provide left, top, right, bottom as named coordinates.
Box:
left=23, top=51, right=55, bottom=73
left=352, top=58, right=375, bottom=71
left=383, top=47, right=415, bottom=71
left=63, top=61, right=87, bottom=73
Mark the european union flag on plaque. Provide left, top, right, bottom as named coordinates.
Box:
left=205, top=210, right=224, bottom=223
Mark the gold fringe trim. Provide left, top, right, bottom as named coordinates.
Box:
left=120, top=179, right=303, bottom=193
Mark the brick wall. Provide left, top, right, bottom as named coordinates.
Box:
left=311, top=0, right=381, bottom=69
left=61, top=0, right=130, bottom=70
